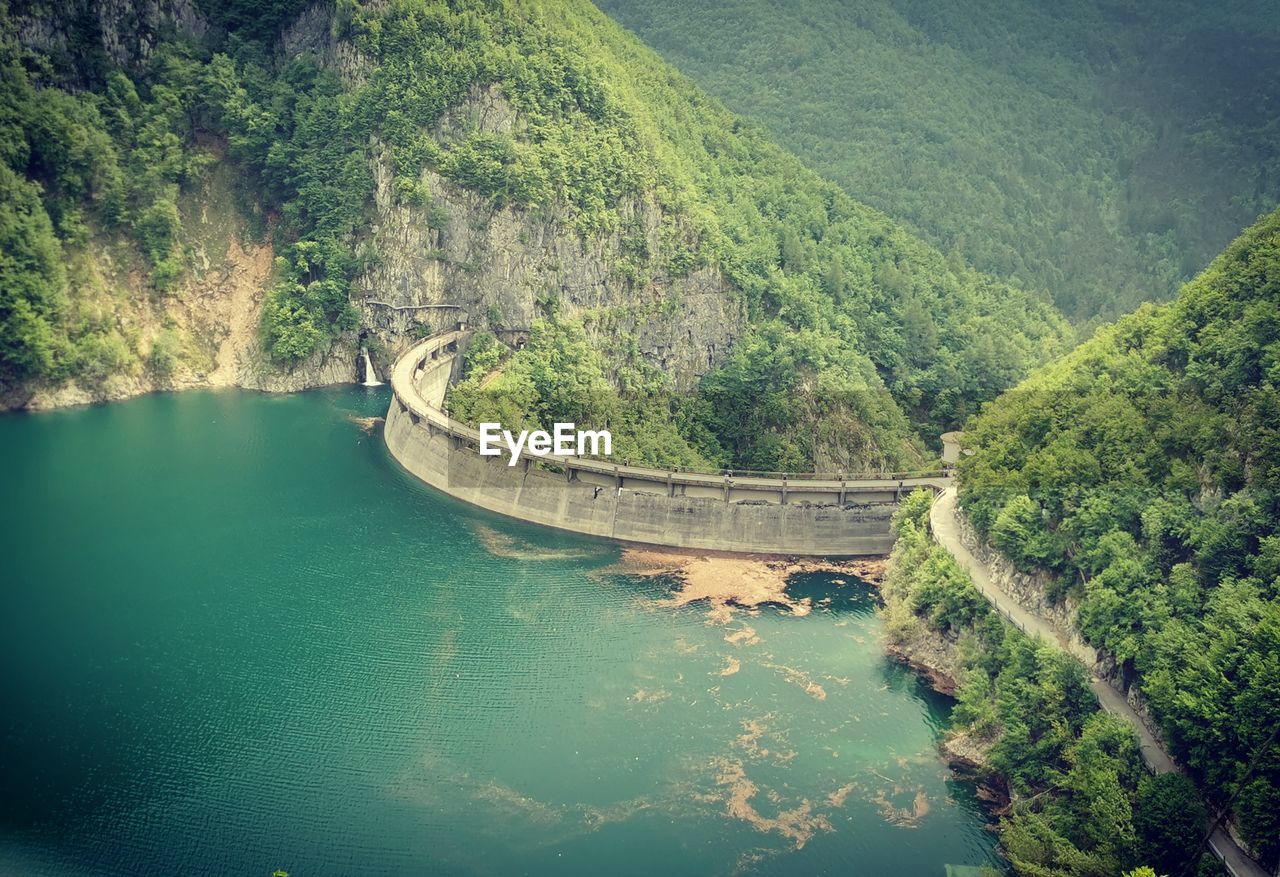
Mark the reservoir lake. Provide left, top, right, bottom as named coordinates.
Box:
left=0, top=387, right=1000, bottom=876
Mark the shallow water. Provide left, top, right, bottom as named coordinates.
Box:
left=0, top=387, right=1000, bottom=876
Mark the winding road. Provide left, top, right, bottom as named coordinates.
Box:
left=930, top=485, right=1270, bottom=877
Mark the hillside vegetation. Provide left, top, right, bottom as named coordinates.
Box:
left=885, top=492, right=1221, bottom=877
left=0, top=17, right=215, bottom=385
left=0, top=0, right=1068, bottom=470
left=598, top=0, right=1280, bottom=324
left=959, top=207, right=1280, bottom=860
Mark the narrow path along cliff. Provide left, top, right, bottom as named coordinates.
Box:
left=930, top=486, right=1269, bottom=877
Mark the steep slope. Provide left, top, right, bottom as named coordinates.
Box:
left=958, top=207, right=1280, bottom=861
left=598, top=0, right=1280, bottom=324
left=0, top=0, right=1070, bottom=470
left=883, top=492, right=1183, bottom=877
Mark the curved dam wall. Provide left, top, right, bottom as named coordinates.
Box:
left=383, top=331, right=948, bottom=556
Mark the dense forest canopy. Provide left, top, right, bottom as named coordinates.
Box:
left=598, top=0, right=1280, bottom=324
left=0, top=0, right=1069, bottom=471
left=958, top=207, right=1280, bottom=860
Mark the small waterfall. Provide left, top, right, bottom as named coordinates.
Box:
left=360, top=347, right=383, bottom=387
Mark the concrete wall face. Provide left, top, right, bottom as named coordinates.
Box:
left=384, top=333, right=940, bottom=556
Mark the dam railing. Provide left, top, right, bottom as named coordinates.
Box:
left=389, top=330, right=952, bottom=501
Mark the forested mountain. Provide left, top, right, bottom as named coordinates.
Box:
left=0, top=0, right=1068, bottom=470
left=597, top=0, right=1280, bottom=323
left=958, top=207, right=1280, bottom=861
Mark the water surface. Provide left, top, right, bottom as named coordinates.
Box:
left=0, top=388, right=1000, bottom=876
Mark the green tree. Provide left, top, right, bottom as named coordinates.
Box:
left=0, top=165, right=67, bottom=381
left=1134, top=774, right=1206, bottom=876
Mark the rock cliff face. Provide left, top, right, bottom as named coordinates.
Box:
left=12, top=0, right=206, bottom=76
left=357, top=88, right=744, bottom=391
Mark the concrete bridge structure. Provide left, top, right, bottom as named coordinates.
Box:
left=384, top=330, right=950, bottom=555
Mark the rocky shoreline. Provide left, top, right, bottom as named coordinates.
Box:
left=874, top=575, right=1010, bottom=807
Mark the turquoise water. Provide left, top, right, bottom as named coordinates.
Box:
left=0, top=388, right=1000, bottom=876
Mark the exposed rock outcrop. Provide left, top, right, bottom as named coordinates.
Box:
left=882, top=620, right=964, bottom=697
left=10, top=159, right=362, bottom=411
left=357, top=86, right=745, bottom=389
left=13, top=0, right=206, bottom=78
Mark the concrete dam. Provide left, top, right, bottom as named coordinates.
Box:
left=383, top=330, right=950, bottom=555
